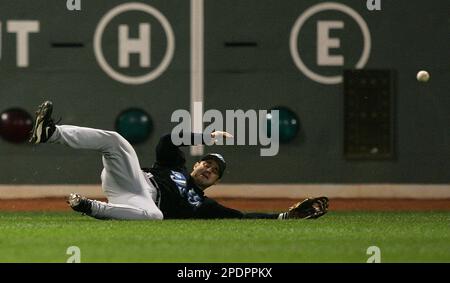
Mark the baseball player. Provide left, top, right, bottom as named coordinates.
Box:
left=29, top=101, right=329, bottom=220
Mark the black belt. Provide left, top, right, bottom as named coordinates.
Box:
left=144, top=172, right=161, bottom=208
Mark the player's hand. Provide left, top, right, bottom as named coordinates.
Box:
left=211, top=131, right=233, bottom=144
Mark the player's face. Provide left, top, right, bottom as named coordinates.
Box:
left=190, top=160, right=220, bottom=190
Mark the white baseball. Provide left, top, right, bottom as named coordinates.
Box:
left=416, top=70, right=430, bottom=82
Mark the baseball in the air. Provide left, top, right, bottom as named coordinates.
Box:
left=416, top=70, right=430, bottom=82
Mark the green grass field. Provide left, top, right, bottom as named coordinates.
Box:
left=0, top=211, right=448, bottom=263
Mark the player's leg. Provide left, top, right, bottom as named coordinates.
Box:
left=67, top=193, right=161, bottom=220
left=49, top=125, right=162, bottom=218
left=30, top=101, right=162, bottom=220
left=54, top=126, right=164, bottom=220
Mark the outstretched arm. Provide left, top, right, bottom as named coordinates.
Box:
left=193, top=197, right=330, bottom=220
left=193, top=198, right=279, bottom=219
left=154, top=133, right=204, bottom=168
left=155, top=131, right=233, bottom=168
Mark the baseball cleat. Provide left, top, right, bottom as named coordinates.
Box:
left=66, top=193, right=92, bottom=214
left=29, top=100, right=56, bottom=144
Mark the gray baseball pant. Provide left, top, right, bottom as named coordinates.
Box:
left=49, top=125, right=163, bottom=220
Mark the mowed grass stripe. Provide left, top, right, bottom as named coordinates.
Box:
left=0, top=212, right=448, bottom=262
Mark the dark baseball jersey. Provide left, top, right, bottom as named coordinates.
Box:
left=142, top=133, right=279, bottom=220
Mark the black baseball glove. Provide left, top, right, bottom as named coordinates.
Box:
left=284, top=197, right=329, bottom=219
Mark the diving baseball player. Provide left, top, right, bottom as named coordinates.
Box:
left=29, top=101, right=328, bottom=220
